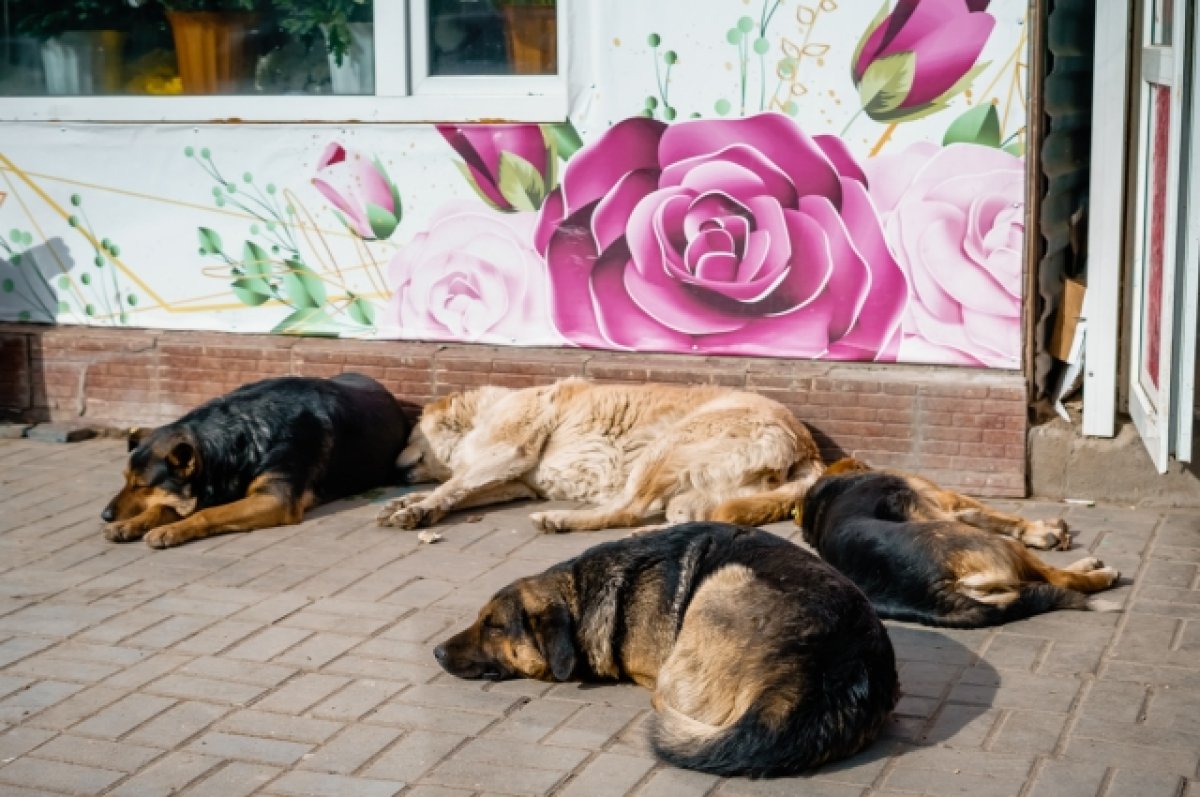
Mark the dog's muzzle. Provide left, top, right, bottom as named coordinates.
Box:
left=100, top=502, right=117, bottom=522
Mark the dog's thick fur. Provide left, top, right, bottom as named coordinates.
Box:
left=798, top=459, right=1121, bottom=628
left=436, top=523, right=899, bottom=776
left=102, top=374, right=412, bottom=549
left=377, top=378, right=824, bottom=533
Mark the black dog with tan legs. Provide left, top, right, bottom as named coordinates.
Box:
left=102, top=373, right=412, bottom=549
left=799, top=460, right=1121, bottom=628
left=435, top=522, right=899, bottom=777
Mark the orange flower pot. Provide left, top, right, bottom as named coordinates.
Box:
left=166, top=11, right=257, bottom=95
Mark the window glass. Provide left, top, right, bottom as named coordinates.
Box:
left=0, top=0, right=376, bottom=96
left=428, top=0, right=557, bottom=77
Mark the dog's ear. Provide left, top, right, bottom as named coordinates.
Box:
left=127, top=426, right=153, bottom=453
left=531, top=602, right=576, bottom=681
left=166, top=440, right=197, bottom=478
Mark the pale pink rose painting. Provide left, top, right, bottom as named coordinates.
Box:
left=865, top=141, right=1023, bottom=368
left=388, top=201, right=562, bottom=346
left=532, top=113, right=908, bottom=360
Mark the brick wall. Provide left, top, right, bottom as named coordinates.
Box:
left=0, top=324, right=1028, bottom=496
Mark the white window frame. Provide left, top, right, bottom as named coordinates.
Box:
left=0, top=0, right=569, bottom=123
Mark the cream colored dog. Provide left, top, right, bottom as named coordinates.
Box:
left=377, top=378, right=824, bottom=533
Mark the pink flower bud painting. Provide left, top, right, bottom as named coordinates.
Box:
left=438, top=124, right=556, bottom=213
left=312, top=142, right=402, bottom=240
left=852, top=0, right=995, bottom=122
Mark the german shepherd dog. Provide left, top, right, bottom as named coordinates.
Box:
left=102, top=374, right=412, bottom=549
left=377, top=378, right=824, bottom=534
left=435, top=522, right=899, bottom=776
left=797, top=459, right=1121, bottom=628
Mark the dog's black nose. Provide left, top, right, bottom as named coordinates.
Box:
left=433, top=644, right=448, bottom=665
left=101, top=506, right=115, bottom=522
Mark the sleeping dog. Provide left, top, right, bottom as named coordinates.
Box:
left=102, top=373, right=413, bottom=548
left=434, top=522, right=899, bottom=776
left=798, top=459, right=1121, bottom=627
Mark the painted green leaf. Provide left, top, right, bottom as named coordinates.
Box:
left=497, top=151, right=546, bottom=212
left=197, top=227, right=223, bottom=255
left=230, top=277, right=272, bottom=306
left=453, top=161, right=506, bottom=212
left=547, top=120, right=583, bottom=160
left=869, top=99, right=949, bottom=124
left=272, top=307, right=340, bottom=337
left=858, top=51, right=916, bottom=118
left=364, top=203, right=399, bottom=240
left=1003, top=140, right=1025, bottom=157
left=280, top=258, right=325, bottom=309
left=943, top=102, right=1001, bottom=147
left=348, top=296, right=376, bottom=327
left=241, top=240, right=271, bottom=279
left=851, top=1, right=890, bottom=80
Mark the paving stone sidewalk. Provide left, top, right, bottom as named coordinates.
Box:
left=0, top=437, right=1197, bottom=797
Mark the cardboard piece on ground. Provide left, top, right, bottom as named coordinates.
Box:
left=1050, top=278, right=1086, bottom=361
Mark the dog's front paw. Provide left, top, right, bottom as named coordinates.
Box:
left=104, top=518, right=148, bottom=543
left=144, top=524, right=190, bottom=549
left=375, top=493, right=431, bottom=526
left=1093, top=565, right=1120, bottom=587
left=379, top=504, right=435, bottom=530
left=1024, top=518, right=1070, bottom=550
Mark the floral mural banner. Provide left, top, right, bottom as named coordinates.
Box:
left=0, top=0, right=1028, bottom=368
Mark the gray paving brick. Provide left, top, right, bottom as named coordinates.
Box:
left=32, top=733, right=163, bottom=772
left=224, top=626, right=313, bottom=662
left=554, top=753, right=657, bottom=797
left=1025, top=760, right=1108, bottom=797
left=1108, top=769, right=1188, bottom=797
left=296, top=724, right=402, bottom=775
left=0, top=756, right=124, bottom=795
left=362, top=730, right=466, bottom=782
left=180, top=760, right=282, bottom=797
left=542, top=704, right=644, bottom=749
left=309, top=678, right=406, bottom=721
left=188, top=731, right=312, bottom=766
left=396, top=683, right=526, bottom=715
left=422, top=756, right=568, bottom=795
left=0, top=680, right=84, bottom=723
left=253, top=673, right=351, bottom=715
left=102, top=651, right=194, bottom=690
left=368, top=700, right=497, bottom=735
left=989, top=710, right=1068, bottom=755
left=0, top=637, right=56, bottom=668
left=885, top=767, right=1025, bottom=797
left=267, top=770, right=404, bottom=797
left=124, top=701, right=230, bottom=748
left=70, top=692, right=176, bottom=739
left=23, top=684, right=126, bottom=730
left=634, top=767, right=721, bottom=797
left=0, top=726, right=55, bottom=761
left=456, top=736, right=589, bottom=772
left=172, top=620, right=263, bottom=656
left=216, top=708, right=344, bottom=744
left=279, top=609, right=391, bottom=636
left=108, top=751, right=223, bottom=797
left=272, top=631, right=362, bottom=669
left=483, top=697, right=581, bottom=743
left=146, top=673, right=266, bottom=705
left=179, top=654, right=298, bottom=687
left=1063, top=736, right=1199, bottom=777
left=717, top=778, right=867, bottom=797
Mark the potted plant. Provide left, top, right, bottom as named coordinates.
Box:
left=13, top=0, right=140, bottom=94
left=154, top=0, right=260, bottom=94
left=494, top=0, right=556, bottom=75
left=272, top=0, right=373, bottom=94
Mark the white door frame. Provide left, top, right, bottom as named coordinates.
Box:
left=1127, top=0, right=1189, bottom=473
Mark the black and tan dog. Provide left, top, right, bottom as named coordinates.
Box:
left=102, top=373, right=412, bottom=549
left=798, top=459, right=1121, bottom=628
left=435, top=522, right=899, bottom=776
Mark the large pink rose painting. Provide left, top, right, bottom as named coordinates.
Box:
left=866, top=142, right=1023, bottom=367
left=533, top=114, right=907, bottom=359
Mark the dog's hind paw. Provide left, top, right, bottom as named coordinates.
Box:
left=1024, top=518, right=1070, bottom=550
left=530, top=511, right=569, bottom=534
left=144, top=524, right=191, bottom=549
left=376, top=493, right=431, bottom=526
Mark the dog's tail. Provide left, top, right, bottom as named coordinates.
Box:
left=709, top=460, right=824, bottom=526
left=874, top=584, right=1116, bottom=629
left=649, top=652, right=897, bottom=776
